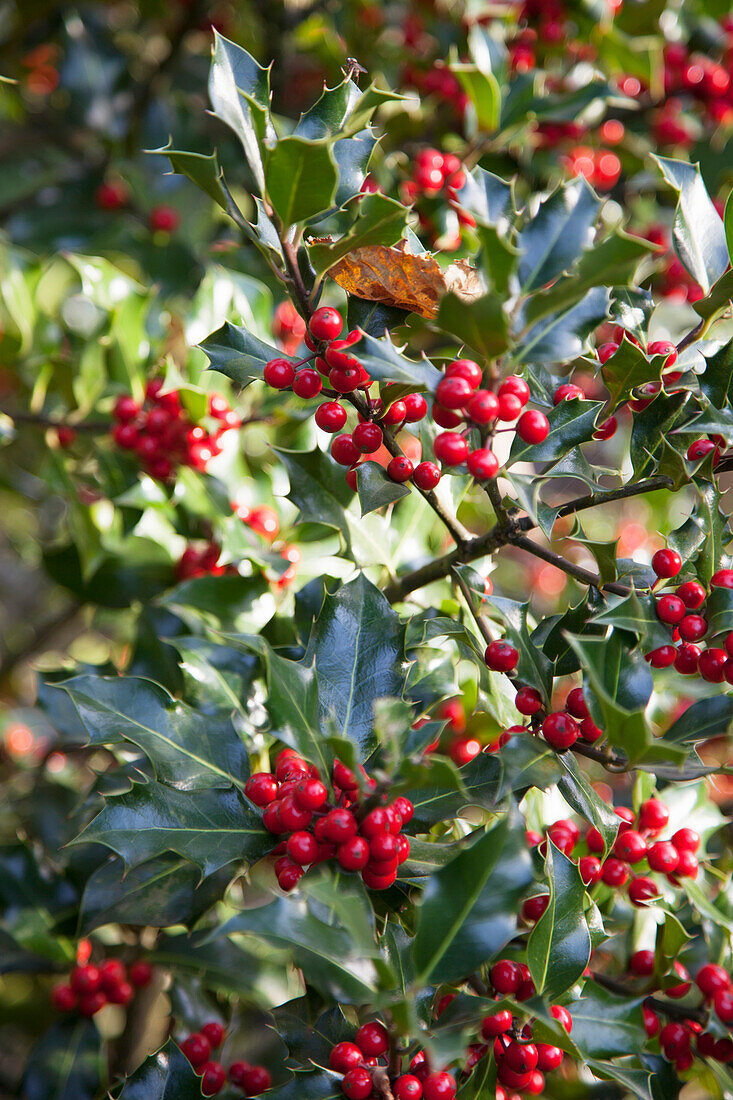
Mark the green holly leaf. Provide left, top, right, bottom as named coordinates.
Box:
left=306, top=574, right=406, bottom=759
left=518, top=178, right=600, bottom=293
left=527, top=843, right=591, bottom=1000
left=257, top=1072, right=341, bottom=1100
left=356, top=332, right=443, bottom=389
left=22, top=1020, right=102, bottom=1100
left=208, top=32, right=274, bottom=193
left=693, top=268, right=733, bottom=323
left=274, top=446, right=353, bottom=541
left=590, top=590, right=672, bottom=651
left=507, top=398, right=604, bottom=466
left=307, top=193, right=407, bottom=275
left=437, top=291, right=509, bottom=361
left=116, top=1039, right=204, bottom=1099
left=524, top=230, right=656, bottom=326
left=407, top=753, right=502, bottom=829
left=664, top=696, right=733, bottom=745
left=356, top=461, right=411, bottom=515
left=652, top=155, right=729, bottom=294
left=160, top=574, right=274, bottom=635
left=557, top=754, right=619, bottom=854
left=476, top=222, right=520, bottom=296
left=265, top=137, right=339, bottom=226
left=694, top=481, right=731, bottom=584
left=699, top=339, right=733, bottom=408
left=412, top=810, right=534, bottom=984
left=80, top=855, right=227, bottom=932
left=503, top=471, right=561, bottom=540
left=74, top=781, right=270, bottom=874
left=566, top=984, right=646, bottom=1058
left=456, top=165, right=513, bottom=225
left=599, top=336, right=656, bottom=407
left=172, top=636, right=257, bottom=715
left=450, top=64, right=500, bottom=131
left=346, top=296, right=409, bottom=338
left=495, top=733, right=563, bottom=799
left=515, top=286, right=610, bottom=364
left=200, top=320, right=292, bottom=386
left=479, top=591, right=554, bottom=703
left=62, top=675, right=250, bottom=790
left=222, top=876, right=380, bottom=1003
left=611, top=287, right=654, bottom=342
left=705, top=584, right=733, bottom=636
left=152, top=143, right=230, bottom=212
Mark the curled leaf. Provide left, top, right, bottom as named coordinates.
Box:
left=328, top=241, right=482, bottom=318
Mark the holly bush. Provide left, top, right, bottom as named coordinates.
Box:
left=2, top=2, right=733, bottom=1099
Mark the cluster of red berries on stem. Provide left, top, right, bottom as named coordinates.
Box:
left=330, top=1022, right=457, bottom=1100
left=457, top=960, right=572, bottom=1094
left=51, top=956, right=152, bottom=1017
left=111, top=379, right=240, bottom=480
left=527, top=797, right=699, bottom=913
left=400, top=148, right=475, bottom=249
left=231, top=501, right=301, bottom=589
left=181, top=1022, right=271, bottom=1095
left=245, top=749, right=412, bottom=892
left=646, top=553, right=733, bottom=683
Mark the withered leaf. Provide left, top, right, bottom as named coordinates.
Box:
left=327, top=241, right=482, bottom=319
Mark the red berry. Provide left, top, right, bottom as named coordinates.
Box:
left=78, top=991, right=107, bottom=1016
left=355, top=1021, right=389, bottom=1057
left=647, top=841, right=679, bottom=874
left=96, top=180, right=129, bottom=210
left=278, top=794, right=312, bottom=831
left=447, top=358, right=482, bottom=387
left=579, top=856, right=602, bottom=884
left=601, top=858, right=629, bottom=887
left=201, top=1062, right=226, bottom=1095
left=687, top=439, right=716, bottom=461
left=645, top=645, right=676, bottom=668
left=490, top=960, right=521, bottom=994
left=497, top=393, right=523, bottom=421
left=106, top=980, right=133, bottom=1005
left=353, top=422, right=383, bottom=454
left=597, top=341, right=619, bottom=363
left=181, top=1033, right=212, bottom=1067
left=381, top=399, right=406, bottom=425
left=699, top=647, right=727, bottom=682
left=361, top=866, right=397, bottom=890
left=565, top=687, right=589, bottom=718
left=392, top=796, right=414, bottom=824
left=360, top=807, right=391, bottom=838
left=481, top=1009, right=513, bottom=1038
left=240, top=1065, right=272, bottom=1094
left=629, top=876, right=659, bottom=906
left=696, top=964, right=729, bottom=996
left=678, top=614, right=706, bottom=641
left=629, top=949, right=655, bottom=976
left=515, top=686, right=543, bottom=715
left=422, top=1071, right=456, bottom=1100
left=276, top=858, right=304, bottom=892
left=714, top=990, right=733, bottom=1024
left=200, top=1024, right=225, bottom=1054
left=553, top=383, right=585, bottom=403
left=613, top=830, right=648, bottom=863
left=652, top=548, right=682, bottom=577
left=264, top=358, right=295, bottom=389
left=342, top=1068, right=373, bottom=1100
left=499, top=375, right=530, bottom=404
left=674, top=643, right=700, bottom=674
left=403, top=393, right=428, bottom=422
left=394, top=1074, right=423, bottom=1100
left=671, top=849, right=698, bottom=879
left=315, top=401, right=347, bottom=433
left=467, top=447, right=499, bottom=479
left=51, top=984, right=77, bottom=1012
left=536, top=1043, right=563, bottom=1071
left=517, top=409, right=549, bottom=444
left=484, top=640, right=519, bottom=672
left=310, top=306, right=343, bottom=342
left=413, top=461, right=441, bottom=490
left=648, top=340, right=678, bottom=367
left=286, top=830, right=319, bottom=865
left=149, top=205, right=180, bottom=232
left=331, top=1041, right=365, bottom=1073
left=245, top=772, right=279, bottom=807
left=387, top=456, right=414, bottom=482
left=580, top=716, right=603, bottom=742
left=593, top=415, right=617, bottom=440
left=332, top=434, right=361, bottom=467
left=432, top=432, right=468, bottom=466
left=292, top=368, right=322, bottom=399
left=503, top=1040, right=538, bottom=1074
left=541, top=712, right=579, bottom=750
left=330, top=366, right=362, bottom=393
left=129, top=960, right=152, bottom=987
left=71, top=965, right=100, bottom=995
left=638, top=798, right=669, bottom=833
left=550, top=1005, right=573, bottom=1033
left=522, top=895, right=549, bottom=922
left=466, top=389, right=499, bottom=424
left=711, top=569, right=733, bottom=588
left=338, top=836, right=370, bottom=871
left=672, top=828, right=700, bottom=853
left=643, top=1005, right=660, bottom=1037
left=660, top=1022, right=691, bottom=1059
left=436, top=376, right=473, bottom=409
left=323, top=808, right=358, bottom=843
left=98, top=959, right=126, bottom=991
left=656, top=595, right=685, bottom=624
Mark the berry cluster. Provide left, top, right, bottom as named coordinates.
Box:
left=181, top=1022, right=271, bottom=1096
left=652, top=963, right=733, bottom=1071
left=663, top=39, right=733, bottom=128
left=563, top=145, right=621, bottom=191
left=527, top=798, right=699, bottom=911
left=400, top=149, right=474, bottom=250
left=176, top=541, right=226, bottom=581
left=646, top=554, right=733, bottom=683
left=51, top=957, right=152, bottom=1017
left=459, top=961, right=572, bottom=1095
left=111, top=379, right=240, bottom=480
left=245, top=749, right=412, bottom=892
left=330, top=1023, right=457, bottom=1100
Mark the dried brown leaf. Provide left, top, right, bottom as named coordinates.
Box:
left=328, top=241, right=482, bottom=318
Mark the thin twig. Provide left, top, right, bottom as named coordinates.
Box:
left=512, top=535, right=633, bottom=597
left=1, top=409, right=109, bottom=433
